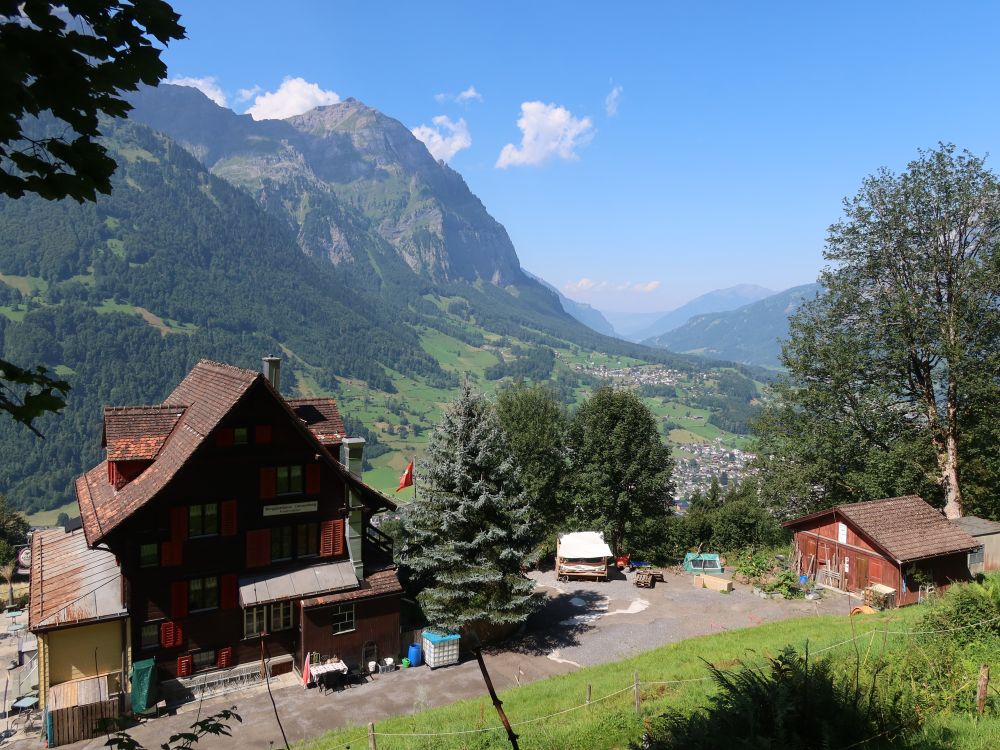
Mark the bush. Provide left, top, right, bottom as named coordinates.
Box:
left=640, top=646, right=916, bottom=749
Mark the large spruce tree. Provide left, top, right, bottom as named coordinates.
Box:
left=402, top=385, right=539, bottom=632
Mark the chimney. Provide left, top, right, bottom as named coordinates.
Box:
left=262, top=355, right=281, bottom=392
left=340, top=437, right=365, bottom=478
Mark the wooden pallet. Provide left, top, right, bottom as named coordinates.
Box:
left=635, top=570, right=665, bottom=588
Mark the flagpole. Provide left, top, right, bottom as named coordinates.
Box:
left=412, top=458, right=417, bottom=500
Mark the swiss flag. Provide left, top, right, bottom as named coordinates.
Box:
left=396, top=461, right=414, bottom=492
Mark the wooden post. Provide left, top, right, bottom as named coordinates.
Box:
left=586, top=684, right=592, bottom=705
left=634, top=671, right=641, bottom=715
left=472, top=646, right=519, bottom=750
left=367, top=721, right=377, bottom=750
left=976, top=664, right=990, bottom=715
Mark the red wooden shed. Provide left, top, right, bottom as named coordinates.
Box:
left=783, top=496, right=979, bottom=606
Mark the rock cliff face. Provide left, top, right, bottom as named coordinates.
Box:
left=128, top=86, right=523, bottom=285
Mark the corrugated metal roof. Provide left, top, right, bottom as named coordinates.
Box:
left=239, top=560, right=358, bottom=606
left=953, top=516, right=1000, bottom=537
left=29, top=528, right=126, bottom=632
left=301, top=569, right=403, bottom=608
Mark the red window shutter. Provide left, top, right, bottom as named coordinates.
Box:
left=217, top=647, right=233, bottom=669
left=305, top=463, right=321, bottom=495
left=221, top=500, right=238, bottom=536
left=160, top=621, right=175, bottom=648
left=259, top=468, right=276, bottom=500
left=215, top=427, right=234, bottom=448
left=170, top=506, right=188, bottom=542
left=171, top=580, right=188, bottom=619
left=161, top=541, right=183, bottom=566
left=319, top=519, right=344, bottom=557
left=255, top=425, right=272, bottom=444
left=172, top=622, right=184, bottom=647
left=221, top=574, right=238, bottom=609
left=177, top=655, right=193, bottom=677
left=246, top=529, right=271, bottom=568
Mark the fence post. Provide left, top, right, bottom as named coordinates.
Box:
left=634, top=671, right=641, bottom=716
left=586, top=684, right=592, bottom=705
left=367, top=721, right=377, bottom=750
left=977, top=664, right=990, bottom=715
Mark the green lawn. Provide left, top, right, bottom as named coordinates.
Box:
left=23, top=500, right=79, bottom=527
left=301, top=605, right=1000, bottom=750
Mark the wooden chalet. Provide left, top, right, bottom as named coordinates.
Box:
left=63, top=357, right=401, bottom=689
left=783, top=496, right=980, bottom=606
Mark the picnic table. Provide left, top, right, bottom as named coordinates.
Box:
left=11, top=697, right=38, bottom=711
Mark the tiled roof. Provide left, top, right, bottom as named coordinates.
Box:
left=785, top=495, right=980, bottom=563
left=77, top=359, right=396, bottom=544
left=103, top=405, right=185, bottom=460
left=287, top=398, right=346, bottom=445
left=78, top=360, right=261, bottom=544
left=29, top=528, right=126, bottom=632
left=300, top=568, right=402, bottom=608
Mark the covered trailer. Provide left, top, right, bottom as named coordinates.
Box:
left=557, top=532, right=613, bottom=581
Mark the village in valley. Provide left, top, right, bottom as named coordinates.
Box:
left=1, top=3, right=999, bottom=750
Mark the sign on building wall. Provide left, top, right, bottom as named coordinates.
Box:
left=837, top=522, right=847, bottom=544
left=262, top=501, right=319, bottom=517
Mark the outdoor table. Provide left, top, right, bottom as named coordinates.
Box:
left=5, top=611, right=22, bottom=623
left=309, top=661, right=347, bottom=683
left=6, top=624, right=24, bottom=634
left=11, top=696, right=38, bottom=711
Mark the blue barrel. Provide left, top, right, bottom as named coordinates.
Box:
left=407, top=642, right=423, bottom=668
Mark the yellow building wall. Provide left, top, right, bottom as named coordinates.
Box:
left=46, top=621, right=124, bottom=685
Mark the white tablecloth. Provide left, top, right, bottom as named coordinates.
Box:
left=310, top=661, right=348, bottom=682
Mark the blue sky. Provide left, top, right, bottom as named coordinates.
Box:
left=161, top=1, right=1000, bottom=312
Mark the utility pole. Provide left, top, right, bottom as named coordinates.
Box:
left=471, top=644, right=519, bottom=750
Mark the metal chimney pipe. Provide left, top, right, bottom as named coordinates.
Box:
left=262, top=355, right=281, bottom=392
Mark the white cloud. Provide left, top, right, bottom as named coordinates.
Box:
left=496, top=101, right=593, bottom=168
left=564, top=278, right=660, bottom=294
left=235, top=85, right=262, bottom=104
left=245, top=77, right=340, bottom=121
left=434, top=85, right=483, bottom=104
left=168, top=76, right=227, bottom=107
left=412, top=116, right=471, bottom=162
left=605, top=85, right=623, bottom=117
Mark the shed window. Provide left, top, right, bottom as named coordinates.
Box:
left=969, top=547, right=985, bottom=566
left=189, top=576, right=219, bottom=612
left=244, top=605, right=267, bottom=637
left=331, top=603, right=355, bottom=634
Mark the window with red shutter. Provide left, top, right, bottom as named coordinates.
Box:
left=217, top=647, right=233, bottom=669
left=255, top=425, right=272, bottom=444
left=177, top=655, right=193, bottom=677
left=160, top=621, right=175, bottom=648
left=170, top=506, right=188, bottom=542
left=319, top=519, right=344, bottom=557
left=221, top=574, right=238, bottom=609
left=246, top=529, right=271, bottom=568
left=305, top=463, right=321, bottom=495
left=171, top=580, right=188, bottom=619
left=221, top=500, right=238, bottom=536
left=215, top=428, right=234, bottom=448
left=259, top=468, right=276, bottom=499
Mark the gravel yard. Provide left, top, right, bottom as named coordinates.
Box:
left=512, top=567, right=851, bottom=667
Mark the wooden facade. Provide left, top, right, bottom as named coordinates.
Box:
left=785, top=498, right=976, bottom=607
left=72, top=360, right=402, bottom=687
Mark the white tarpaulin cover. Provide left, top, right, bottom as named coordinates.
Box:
left=559, top=531, right=613, bottom=559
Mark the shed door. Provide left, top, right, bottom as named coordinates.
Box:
left=854, top=555, right=869, bottom=590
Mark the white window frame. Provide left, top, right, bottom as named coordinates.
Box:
left=331, top=603, right=355, bottom=635
left=244, top=605, right=268, bottom=638
left=271, top=601, right=293, bottom=631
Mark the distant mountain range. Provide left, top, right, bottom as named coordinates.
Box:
left=523, top=271, right=616, bottom=336
left=644, top=283, right=823, bottom=368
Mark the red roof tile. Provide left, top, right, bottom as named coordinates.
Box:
left=784, top=495, right=980, bottom=563
left=287, top=398, right=346, bottom=445
left=103, top=405, right=185, bottom=460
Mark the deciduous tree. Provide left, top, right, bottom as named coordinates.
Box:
left=566, top=386, right=674, bottom=554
